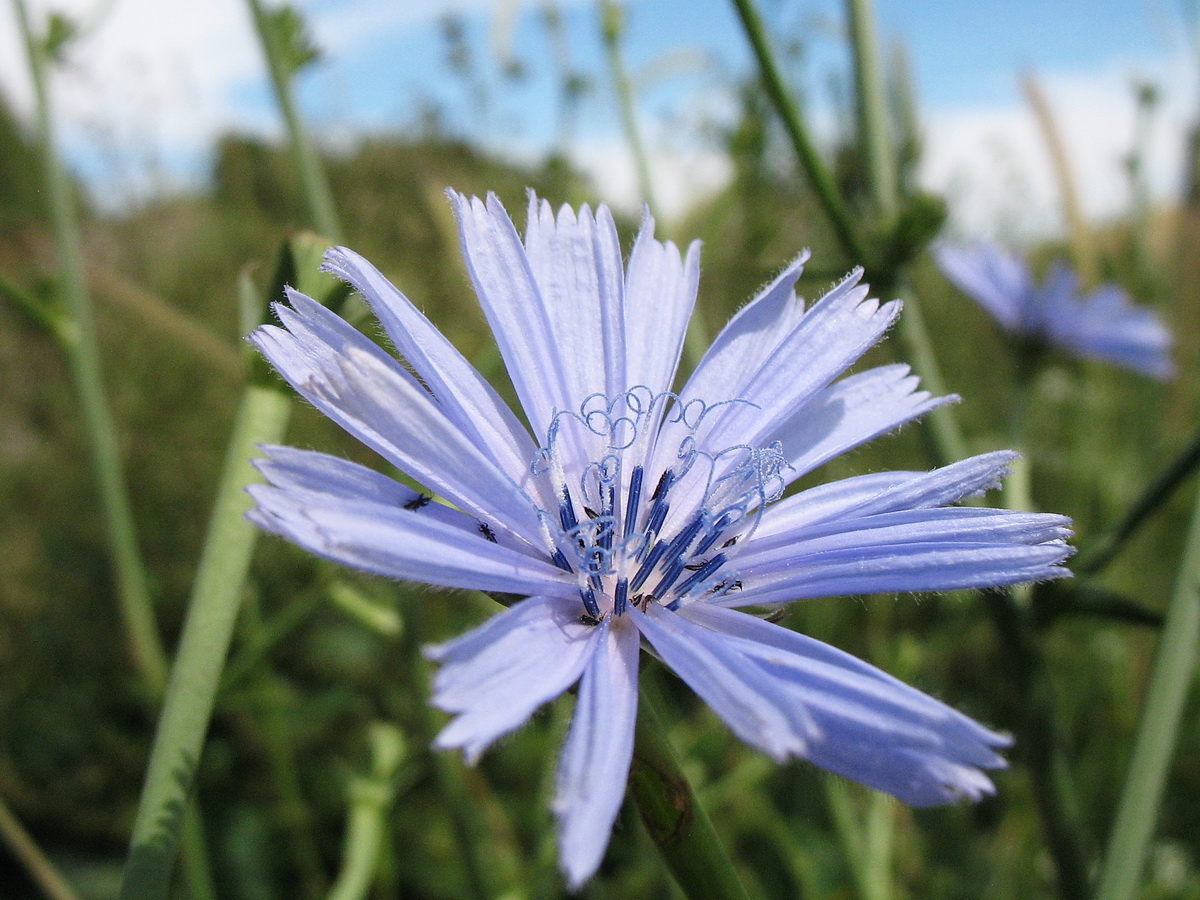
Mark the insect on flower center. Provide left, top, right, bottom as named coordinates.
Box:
left=530, top=388, right=787, bottom=623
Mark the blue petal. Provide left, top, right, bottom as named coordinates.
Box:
left=248, top=485, right=570, bottom=598
left=770, top=364, right=952, bottom=484
left=672, top=251, right=809, bottom=411
left=681, top=604, right=1009, bottom=805
left=623, top=211, right=702, bottom=400
left=449, top=190, right=573, bottom=438
left=631, top=604, right=817, bottom=760
left=320, top=247, right=543, bottom=491
left=934, top=241, right=1029, bottom=331
left=753, top=452, right=1019, bottom=548
left=251, top=306, right=544, bottom=543
left=1045, top=283, right=1173, bottom=379
left=727, top=523, right=1072, bottom=608
left=523, top=196, right=626, bottom=407
left=554, top=617, right=640, bottom=890
left=252, top=444, right=506, bottom=540
left=425, top=595, right=601, bottom=763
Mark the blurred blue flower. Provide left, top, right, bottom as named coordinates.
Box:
left=248, top=191, right=1073, bottom=888
left=935, top=241, right=1173, bottom=379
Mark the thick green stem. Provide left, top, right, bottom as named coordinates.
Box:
left=118, top=384, right=292, bottom=900
left=245, top=0, right=344, bottom=243
left=731, top=0, right=868, bottom=263
left=629, top=679, right=752, bottom=900
left=11, top=0, right=169, bottom=696
left=1095, top=480, right=1200, bottom=900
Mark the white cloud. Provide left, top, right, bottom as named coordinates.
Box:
left=920, top=54, right=1195, bottom=240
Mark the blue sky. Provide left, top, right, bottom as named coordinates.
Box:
left=0, top=0, right=1191, bottom=234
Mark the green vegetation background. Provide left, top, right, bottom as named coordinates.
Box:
left=1, top=73, right=1198, bottom=899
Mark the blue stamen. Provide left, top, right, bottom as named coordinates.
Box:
left=552, top=549, right=573, bottom=572
left=630, top=539, right=668, bottom=591
left=695, top=511, right=738, bottom=554
left=653, top=558, right=687, bottom=596
left=580, top=586, right=600, bottom=619
left=672, top=553, right=727, bottom=598
left=614, top=578, right=629, bottom=616
left=624, top=466, right=644, bottom=540
left=559, top=485, right=578, bottom=533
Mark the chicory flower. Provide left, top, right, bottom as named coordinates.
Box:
left=935, top=240, right=1172, bottom=379
left=249, top=191, right=1072, bottom=888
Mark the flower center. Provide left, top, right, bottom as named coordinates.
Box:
left=531, top=389, right=787, bottom=622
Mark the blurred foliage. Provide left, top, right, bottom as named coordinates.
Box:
left=1, top=48, right=1199, bottom=900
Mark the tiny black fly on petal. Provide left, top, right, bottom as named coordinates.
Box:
left=478, top=522, right=497, bottom=542
left=403, top=493, right=432, bottom=510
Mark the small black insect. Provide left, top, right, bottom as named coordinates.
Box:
left=684, top=561, right=707, bottom=571
left=583, top=505, right=599, bottom=519
left=721, top=536, right=738, bottom=549
left=630, top=592, right=656, bottom=611
left=579, top=612, right=605, bottom=627
left=403, top=493, right=432, bottom=511
left=477, top=522, right=497, bottom=542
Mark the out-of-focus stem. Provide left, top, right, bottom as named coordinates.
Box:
left=1023, top=73, right=1094, bottom=284
left=11, top=0, right=169, bottom=696
left=0, top=794, right=83, bottom=900
left=327, top=724, right=406, bottom=900
left=246, top=0, right=344, bottom=243
left=630, top=678, right=752, bottom=900
left=846, top=0, right=898, bottom=222
left=600, top=0, right=658, bottom=220
left=1074, top=423, right=1200, bottom=576
left=731, top=0, right=868, bottom=263
left=1095, top=479, right=1200, bottom=900
left=118, top=383, right=292, bottom=900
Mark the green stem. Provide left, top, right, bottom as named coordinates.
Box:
left=600, top=0, right=659, bottom=220
left=846, top=0, right=898, bottom=222
left=0, top=794, right=84, bottom=900
left=731, top=0, right=868, bottom=263
left=403, top=600, right=496, bottom=900
left=1075, top=423, right=1200, bottom=576
left=598, top=0, right=709, bottom=371
left=629, top=678, right=752, bottom=900
left=1094, top=480, right=1200, bottom=900
left=11, top=0, right=169, bottom=696
left=328, top=724, right=407, bottom=900
left=118, top=384, right=292, bottom=900
left=245, top=0, right=344, bottom=243
left=893, top=284, right=970, bottom=465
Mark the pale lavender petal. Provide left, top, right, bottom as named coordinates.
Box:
left=682, top=604, right=1009, bottom=804
left=524, top=196, right=627, bottom=403
left=554, top=618, right=640, bottom=889
left=248, top=485, right=570, bottom=598
left=320, top=247, right=542, bottom=489
left=726, top=524, right=1072, bottom=609
left=252, top=317, right=543, bottom=543
left=1046, top=283, right=1174, bottom=379
left=674, top=252, right=809, bottom=406
left=253, top=444, right=492, bottom=539
left=623, top=213, right=701, bottom=398
left=771, top=364, right=952, bottom=483
left=755, top=451, right=1017, bottom=544
left=934, top=241, right=1029, bottom=330
left=631, top=604, right=817, bottom=760
left=426, top=595, right=601, bottom=763
left=450, top=190, right=574, bottom=437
